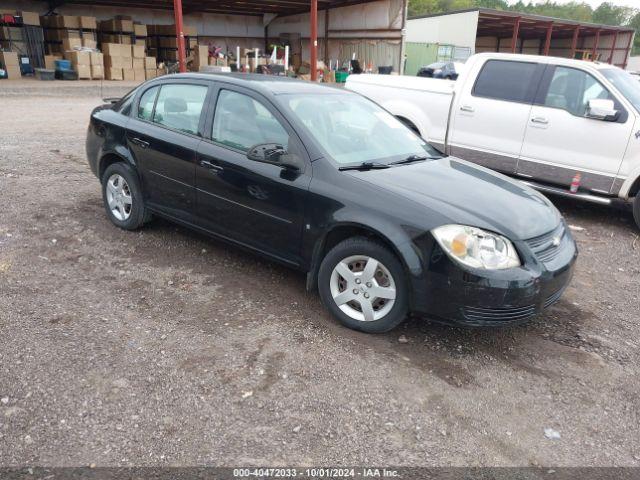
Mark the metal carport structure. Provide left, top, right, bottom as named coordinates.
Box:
left=46, top=0, right=407, bottom=78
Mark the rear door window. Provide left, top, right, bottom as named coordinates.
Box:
left=137, top=86, right=159, bottom=121
left=473, top=60, right=540, bottom=103
left=152, top=84, right=208, bottom=135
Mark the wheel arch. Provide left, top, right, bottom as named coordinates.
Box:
left=305, top=222, right=421, bottom=295
left=98, top=146, right=137, bottom=181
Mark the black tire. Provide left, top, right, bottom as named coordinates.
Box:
left=634, top=195, right=640, bottom=230
left=318, top=237, right=409, bottom=333
left=101, top=162, right=149, bottom=230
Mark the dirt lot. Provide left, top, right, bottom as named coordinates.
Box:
left=1, top=83, right=639, bottom=468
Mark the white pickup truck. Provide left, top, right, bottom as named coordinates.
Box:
left=346, top=52, right=640, bottom=229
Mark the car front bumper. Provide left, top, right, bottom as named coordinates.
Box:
left=413, top=225, right=578, bottom=326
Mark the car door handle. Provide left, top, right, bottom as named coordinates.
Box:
left=131, top=137, right=150, bottom=148
left=460, top=105, right=474, bottom=113
left=200, top=160, right=224, bottom=172
left=531, top=117, right=549, bottom=125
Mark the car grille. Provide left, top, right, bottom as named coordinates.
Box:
left=525, top=223, right=566, bottom=264
left=462, top=304, right=537, bottom=322
left=544, top=288, right=564, bottom=309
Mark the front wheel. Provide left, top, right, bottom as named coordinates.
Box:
left=633, top=195, right=640, bottom=230
left=318, top=237, right=409, bottom=333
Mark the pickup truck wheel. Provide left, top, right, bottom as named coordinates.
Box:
left=634, top=195, right=640, bottom=230
left=318, top=237, right=409, bottom=333
left=101, top=162, right=148, bottom=231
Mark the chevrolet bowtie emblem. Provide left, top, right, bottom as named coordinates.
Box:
left=552, top=236, right=561, bottom=247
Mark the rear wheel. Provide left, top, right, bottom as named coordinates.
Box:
left=318, top=237, right=409, bottom=333
left=101, top=162, right=148, bottom=230
left=633, top=195, right=640, bottom=230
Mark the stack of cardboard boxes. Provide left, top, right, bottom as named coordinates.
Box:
left=98, top=16, right=133, bottom=45
left=103, top=43, right=129, bottom=80
left=0, top=51, right=20, bottom=79
left=133, top=23, right=147, bottom=47
left=41, top=15, right=97, bottom=53
left=64, top=50, right=91, bottom=79
left=146, top=24, right=197, bottom=62
left=131, top=44, right=145, bottom=81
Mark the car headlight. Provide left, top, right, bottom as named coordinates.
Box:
left=432, top=224, right=520, bottom=270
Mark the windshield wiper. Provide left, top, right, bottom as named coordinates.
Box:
left=388, top=154, right=433, bottom=166
left=338, top=162, right=391, bottom=171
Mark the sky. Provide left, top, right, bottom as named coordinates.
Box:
left=507, top=0, right=638, bottom=7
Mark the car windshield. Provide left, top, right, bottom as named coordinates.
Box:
left=601, top=68, right=640, bottom=112
left=283, top=93, right=442, bottom=166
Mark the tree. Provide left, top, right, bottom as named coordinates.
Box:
left=593, top=2, right=634, bottom=26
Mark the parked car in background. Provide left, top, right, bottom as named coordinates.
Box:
left=347, top=53, right=640, bottom=229
left=417, top=61, right=464, bottom=80
left=86, top=73, right=576, bottom=333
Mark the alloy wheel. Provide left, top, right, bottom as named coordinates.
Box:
left=329, top=255, right=397, bottom=322
left=106, top=173, right=133, bottom=221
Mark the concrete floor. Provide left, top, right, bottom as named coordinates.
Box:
left=0, top=82, right=639, bottom=467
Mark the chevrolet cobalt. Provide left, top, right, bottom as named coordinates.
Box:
left=86, top=74, right=577, bottom=333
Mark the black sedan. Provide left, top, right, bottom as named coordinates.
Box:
left=86, top=73, right=577, bottom=333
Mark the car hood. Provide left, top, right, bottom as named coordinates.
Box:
left=348, top=157, right=560, bottom=240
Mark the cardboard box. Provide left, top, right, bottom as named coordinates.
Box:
left=0, top=27, right=23, bottom=41
left=144, top=56, right=156, bottom=69
left=132, top=57, right=144, bottom=70
left=19, top=11, right=40, bottom=26
left=99, top=19, right=133, bottom=33
left=44, top=54, right=62, bottom=70
left=64, top=50, right=90, bottom=67
left=90, top=51, right=103, bottom=66
left=145, top=68, right=156, bottom=80
left=101, top=43, right=122, bottom=57
left=91, top=64, right=104, bottom=79
left=62, top=37, right=82, bottom=51
left=105, top=67, right=122, bottom=80
left=5, top=65, right=21, bottom=79
left=54, top=15, right=80, bottom=29
left=135, top=38, right=146, bottom=46
left=133, top=24, right=147, bottom=37
left=76, top=64, right=91, bottom=79
left=0, top=51, right=19, bottom=66
left=104, top=55, right=124, bottom=69
left=78, top=16, right=97, bottom=30
left=131, top=44, right=145, bottom=58
left=82, top=38, right=97, bottom=49
left=133, top=68, right=145, bottom=81
left=122, top=68, right=134, bottom=81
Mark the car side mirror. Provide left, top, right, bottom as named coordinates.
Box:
left=586, top=99, right=618, bottom=121
left=246, top=143, right=300, bottom=170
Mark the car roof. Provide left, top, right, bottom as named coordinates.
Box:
left=154, top=72, right=351, bottom=96
left=472, top=52, right=621, bottom=72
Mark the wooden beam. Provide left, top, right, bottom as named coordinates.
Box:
left=511, top=16, right=520, bottom=53
left=310, top=0, right=318, bottom=80
left=570, top=25, right=580, bottom=59
left=608, top=31, right=618, bottom=64
left=543, top=21, right=553, bottom=55
left=591, top=28, right=600, bottom=60
left=173, top=0, right=186, bottom=73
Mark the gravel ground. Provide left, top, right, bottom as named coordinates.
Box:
left=1, top=84, right=639, bottom=468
